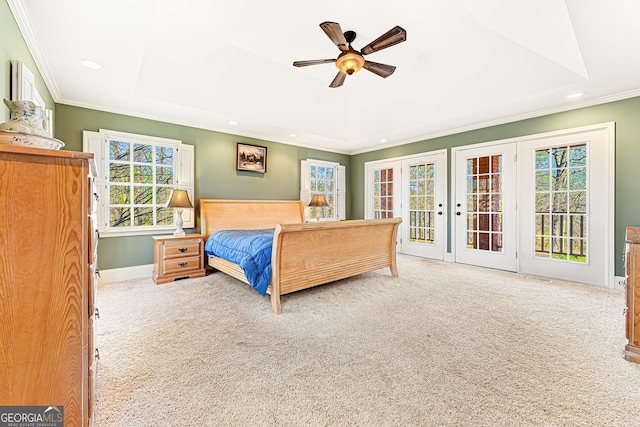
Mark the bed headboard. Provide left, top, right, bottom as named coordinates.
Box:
left=199, top=199, right=305, bottom=237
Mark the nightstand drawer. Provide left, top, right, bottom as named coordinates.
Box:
left=162, top=240, right=201, bottom=258
left=163, top=255, right=202, bottom=274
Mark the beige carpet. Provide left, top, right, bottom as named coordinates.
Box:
left=95, top=255, right=640, bottom=426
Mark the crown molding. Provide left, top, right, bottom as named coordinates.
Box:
left=7, top=0, right=62, bottom=101
left=350, top=88, right=640, bottom=155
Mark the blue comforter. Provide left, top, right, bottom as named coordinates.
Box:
left=204, top=229, right=274, bottom=296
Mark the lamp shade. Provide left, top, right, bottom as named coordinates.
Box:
left=166, top=189, right=193, bottom=209
left=308, top=194, right=329, bottom=207
left=335, top=50, right=365, bottom=75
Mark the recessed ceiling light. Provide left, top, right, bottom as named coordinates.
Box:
left=379, top=139, right=388, bottom=143
left=567, top=92, right=586, bottom=99
left=80, top=59, right=102, bottom=70
left=289, top=134, right=297, bottom=137
left=228, top=121, right=238, bottom=125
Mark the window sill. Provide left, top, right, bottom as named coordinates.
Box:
left=98, top=227, right=196, bottom=238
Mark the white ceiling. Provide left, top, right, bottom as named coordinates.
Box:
left=8, top=0, right=640, bottom=154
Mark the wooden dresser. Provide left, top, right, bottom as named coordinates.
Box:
left=0, top=145, right=98, bottom=426
left=625, top=226, right=640, bottom=363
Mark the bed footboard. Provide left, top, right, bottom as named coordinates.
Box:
left=269, top=217, right=401, bottom=314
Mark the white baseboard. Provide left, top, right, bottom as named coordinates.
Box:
left=444, top=252, right=455, bottom=263
left=99, top=264, right=153, bottom=284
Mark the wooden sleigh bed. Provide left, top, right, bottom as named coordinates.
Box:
left=199, top=199, right=401, bottom=314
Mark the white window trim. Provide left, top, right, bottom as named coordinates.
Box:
left=83, top=129, right=195, bottom=237
left=300, top=159, right=346, bottom=222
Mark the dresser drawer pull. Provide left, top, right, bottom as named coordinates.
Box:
left=178, top=247, right=188, bottom=253
left=95, top=307, right=100, bottom=319
left=178, top=262, right=188, bottom=267
left=95, top=348, right=100, bottom=361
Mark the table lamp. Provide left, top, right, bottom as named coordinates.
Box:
left=166, top=189, right=193, bottom=236
left=308, top=194, right=329, bottom=222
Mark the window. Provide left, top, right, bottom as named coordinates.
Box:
left=534, top=143, right=587, bottom=262
left=373, top=168, right=395, bottom=219
left=465, top=154, right=504, bottom=253
left=84, top=130, right=194, bottom=237
left=300, top=159, right=346, bottom=222
left=408, top=162, right=436, bottom=245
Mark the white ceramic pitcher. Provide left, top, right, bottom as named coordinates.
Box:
left=0, top=98, right=51, bottom=137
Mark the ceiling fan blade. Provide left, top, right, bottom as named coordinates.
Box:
left=293, top=59, right=336, bottom=67
left=329, top=72, right=346, bottom=88
left=363, top=61, right=396, bottom=78
left=320, top=21, right=349, bottom=51
left=361, top=26, right=407, bottom=55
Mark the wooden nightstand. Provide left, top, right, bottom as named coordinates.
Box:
left=152, top=234, right=206, bottom=284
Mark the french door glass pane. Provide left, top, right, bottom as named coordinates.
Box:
left=533, top=143, right=587, bottom=262
left=466, top=155, right=503, bottom=252
left=408, top=163, right=435, bottom=245
left=373, top=168, right=394, bottom=219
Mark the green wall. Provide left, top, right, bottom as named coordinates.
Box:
left=3, top=1, right=640, bottom=276
left=0, top=0, right=54, bottom=122
left=351, top=96, right=640, bottom=277
left=55, top=104, right=351, bottom=270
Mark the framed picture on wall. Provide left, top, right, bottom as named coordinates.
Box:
left=236, top=143, right=267, bottom=173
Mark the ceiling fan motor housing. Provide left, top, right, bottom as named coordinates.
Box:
left=344, top=30, right=357, bottom=44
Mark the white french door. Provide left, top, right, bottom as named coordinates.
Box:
left=365, top=150, right=446, bottom=260
left=400, top=152, right=446, bottom=259
left=452, top=123, right=614, bottom=287
left=365, top=160, right=401, bottom=220
left=454, top=143, right=517, bottom=271
left=517, top=125, right=614, bottom=287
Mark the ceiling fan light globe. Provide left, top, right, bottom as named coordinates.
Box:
left=336, top=50, right=365, bottom=75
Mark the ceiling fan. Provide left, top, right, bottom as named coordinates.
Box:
left=293, top=21, right=407, bottom=88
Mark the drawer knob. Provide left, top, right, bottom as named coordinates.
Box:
left=178, top=262, right=187, bottom=267
left=178, top=247, right=187, bottom=253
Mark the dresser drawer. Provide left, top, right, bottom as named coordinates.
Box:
left=162, top=240, right=201, bottom=259
left=163, top=255, right=202, bottom=274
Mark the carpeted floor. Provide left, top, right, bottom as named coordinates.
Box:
left=94, top=255, right=640, bottom=426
